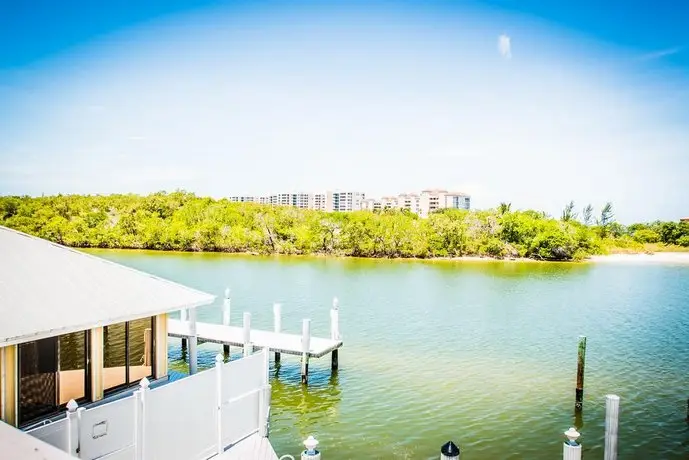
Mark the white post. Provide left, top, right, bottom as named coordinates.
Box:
left=330, top=297, right=339, bottom=341
left=301, top=436, right=321, bottom=460
left=222, top=288, right=231, bottom=326
left=273, top=303, right=282, bottom=333
left=215, top=354, right=224, bottom=454
left=258, top=348, right=271, bottom=437
left=604, top=395, right=620, bottom=460
left=440, top=441, right=460, bottom=459
left=180, top=308, right=188, bottom=322
left=134, top=377, right=150, bottom=460
left=188, top=307, right=198, bottom=375
left=66, top=399, right=79, bottom=457
left=301, top=319, right=311, bottom=384
left=563, top=427, right=582, bottom=460
left=243, top=312, right=252, bottom=356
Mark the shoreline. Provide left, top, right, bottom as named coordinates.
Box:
left=81, top=246, right=689, bottom=265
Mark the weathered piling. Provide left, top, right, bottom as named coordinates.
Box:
left=273, top=303, right=282, bottom=364
left=330, top=297, right=340, bottom=371
left=562, top=427, right=582, bottom=460
left=301, top=436, right=320, bottom=460
left=301, top=319, right=311, bottom=384
left=604, top=395, right=620, bottom=460
left=222, top=288, right=231, bottom=355
left=440, top=441, right=460, bottom=460
left=685, top=398, right=689, bottom=422
left=575, top=335, right=587, bottom=411
left=180, top=308, right=188, bottom=350
left=243, top=312, right=252, bottom=357
left=188, top=307, right=198, bottom=375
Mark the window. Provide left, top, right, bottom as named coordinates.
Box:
left=103, top=317, right=155, bottom=393
left=18, top=331, right=90, bottom=426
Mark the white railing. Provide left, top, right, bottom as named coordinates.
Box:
left=27, top=348, right=271, bottom=460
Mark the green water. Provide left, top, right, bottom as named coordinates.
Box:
left=86, top=250, right=689, bottom=459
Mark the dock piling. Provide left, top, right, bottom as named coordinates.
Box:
left=180, top=308, right=188, bottom=350
left=604, top=395, right=620, bottom=460
left=243, top=312, right=252, bottom=356
left=575, top=335, right=586, bottom=412
left=222, top=289, right=231, bottom=355
left=330, top=298, right=340, bottom=371
left=563, top=427, right=581, bottom=460
left=686, top=398, right=689, bottom=422
left=301, top=319, right=311, bottom=384
left=188, top=307, right=198, bottom=375
left=440, top=441, right=460, bottom=459
left=274, top=303, right=282, bottom=364
left=301, top=436, right=320, bottom=460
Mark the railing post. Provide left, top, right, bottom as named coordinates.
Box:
left=134, top=377, right=150, bottom=460
left=189, top=307, right=198, bottom=375
left=563, top=427, right=581, bottom=460
left=273, top=303, right=282, bottom=364
left=301, top=319, right=311, bottom=385
left=301, top=436, right=320, bottom=460
left=223, top=289, right=231, bottom=355
left=440, top=441, right=460, bottom=459
left=604, top=395, right=620, bottom=460
left=215, top=354, right=224, bottom=454
left=66, top=399, right=79, bottom=457
left=330, top=297, right=339, bottom=371
left=259, top=348, right=271, bottom=437
left=243, top=312, right=252, bottom=357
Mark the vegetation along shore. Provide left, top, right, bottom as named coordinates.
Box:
left=1, top=192, right=687, bottom=261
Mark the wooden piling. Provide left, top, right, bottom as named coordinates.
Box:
left=330, top=297, right=339, bottom=371
left=331, top=349, right=338, bottom=371
left=604, top=395, right=620, bottom=460
left=222, top=288, right=231, bottom=355
left=685, top=398, right=689, bottom=422
left=575, top=335, right=586, bottom=412
left=301, top=319, right=311, bottom=384
left=273, top=303, right=282, bottom=364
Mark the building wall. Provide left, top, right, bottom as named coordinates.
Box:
left=0, top=345, right=17, bottom=426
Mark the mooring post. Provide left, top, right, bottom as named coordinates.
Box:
left=188, top=307, right=198, bottom=375
left=301, top=435, right=320, bottom=460
left=222, top=288, right=231, bottom=355
left=685, top=398, right=688, bottom=422
left=330, top=297, right=340, bottom=371
left=301, top=319, right=311, bottom=384
left=604, top=394, right=620, bottom=460
left=563, top=427, right=581, bottom=460
left=273, top=303, right=282, bottom=364
left=243, top=312, right=252, bottom=357
left=575, top=335, right=586, bottom=412
left=440, top=440, right=460, bottom=459
left=180, top=308, right=188, bottom=350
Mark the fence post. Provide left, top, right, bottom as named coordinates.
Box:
left=189, top=307, right=198, bottom=375
left=273, top=303, right=282, bottom=364
left=66, top=399, right=79, bottom=457
left=134, top=377, right=150, bottom=460
left=301, top=436, right=320, bottom=460
left=563, top=427, right=581, bottom=460
left=575, top=336, right=586, bottom=412
left=604, top=395, right=620, bottom=460
left=259, top=348, right=271, bottom=437
left=215, top=354, right=224, bottom=454
left=223, top=289, right=231, bottom=355
left=301, top=319, right=311, bottom=385
left=243, top=312, right=252, bottom=357
left=440, top=441, right=460, bottom=459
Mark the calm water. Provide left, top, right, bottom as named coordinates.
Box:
left=86, top=250, right=689, bottom=459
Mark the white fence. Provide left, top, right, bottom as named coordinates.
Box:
left=28, top=349, right=270, bottom=460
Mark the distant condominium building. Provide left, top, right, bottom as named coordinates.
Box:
left=326, top=191, right=365, bottom=212
left=362, top=189, right=471, bottom=218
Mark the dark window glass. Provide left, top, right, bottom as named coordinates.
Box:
left=104, top=317, right=155, bottom=393
left=58, top=331, right=87, bottom=405
left=103, top=323, right=127, bottom=391
left=128, top=317, right=154, bottom=383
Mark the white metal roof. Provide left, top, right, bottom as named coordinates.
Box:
left=0, top=226, right=216, bottom=346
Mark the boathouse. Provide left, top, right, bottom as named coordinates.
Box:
left=0, top=225, right=215, bottom=428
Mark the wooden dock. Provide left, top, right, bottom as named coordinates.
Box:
left=169, top=291, right=343, bottom=383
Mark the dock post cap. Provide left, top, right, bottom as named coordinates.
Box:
left=224, top=288, right=230, bottom=298
left=66, top=399, right=79, bottom=412
left=332, top=297, right=339, bottom=309
left=303, top=436, right=319, bottom=454
left=139, top=377, right=150, bottom=389
left=440, top=440, right=460, bottom=456
left=605, top=394, right=620, bottom=401
left=564, top=427, right=580, bottom=443
left=215, top=353, right=223, bottom=363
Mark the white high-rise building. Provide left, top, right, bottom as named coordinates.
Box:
left=325, top=191, right=365, bottom=212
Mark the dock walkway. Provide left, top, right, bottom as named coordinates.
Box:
left=216, top=433, right=279, bottom=460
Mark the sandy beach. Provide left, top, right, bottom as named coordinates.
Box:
left=590, top=252, right=689, bottom=264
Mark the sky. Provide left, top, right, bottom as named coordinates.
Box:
left=1, top=0, right=688, bottom=223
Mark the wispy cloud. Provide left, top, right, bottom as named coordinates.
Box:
left=498, top=33, right=512, bottom=59
left=638, top=46, right=683, bottom=61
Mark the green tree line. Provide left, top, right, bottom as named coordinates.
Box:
left=0, top=192, right=687, bottom=261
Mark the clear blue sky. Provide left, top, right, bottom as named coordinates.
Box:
left=1, top=0, right=688, bottom=223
